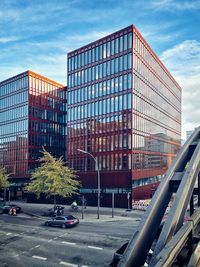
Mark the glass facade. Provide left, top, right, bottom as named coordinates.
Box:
left=0, top=71, right=66, bottom=180
left=0, top=72, right=28, bottom=176
left=67, top=25, right=181, bottom=204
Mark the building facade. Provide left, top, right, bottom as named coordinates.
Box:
left=0, top=71, right=66, bottom=197
left=67, top=25, right=181, bottom=207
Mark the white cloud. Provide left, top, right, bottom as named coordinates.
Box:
left=149, top=0, right=200, bottom=11
left=160, top=40, right=200, bottom=139
left=0, top=37, right=19, bottom=43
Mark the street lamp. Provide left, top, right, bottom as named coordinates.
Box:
left=77, top=149, right=101, bottom=219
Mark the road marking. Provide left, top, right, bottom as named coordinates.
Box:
left=14, top=234, right=19, bottom=237
left=6, top=233, right=12, bottom=235
left=59, top=234, right=64, bottom=237
left=48, top=239, right=53, bottom=242
left=88, top=245, right=103, bottom=250
left=62, top=241, right=76, bottom=246
left=53, top=237, right=58, bottom=240
left=22, top=251, right=26, bottom=254
left=82, top=265, right=91, bottom=267
left=32, top=255, right=47, bottom=261
left=34, top=245, right=40, bottom=248
left=14, top=254, right=19, bottom=257
left=20, top=232, right=25, bottom=235
left=59, top=261, right=78, bottom=266
left=29, top=247, right=34, bottom=251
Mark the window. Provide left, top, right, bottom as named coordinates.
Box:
left=120, top=36, right=123, bottom=52
left=115, top=38, right=119, bottom=54
left=128, top=33, right=132, bottom=49
left=111, top=40, right=115, bottom=55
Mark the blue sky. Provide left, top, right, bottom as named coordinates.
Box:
left=0, top=0, right=200, bottom=139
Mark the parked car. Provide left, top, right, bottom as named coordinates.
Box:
left=44, top=215, right=79, bottom=228
left=0, top=204, right=21, bottom=214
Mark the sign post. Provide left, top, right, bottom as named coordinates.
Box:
left=112, top=192, right=115, bottom=218
left=81, top=195, right=85, bottom=220
left=127, top=192, right=131, bottom=211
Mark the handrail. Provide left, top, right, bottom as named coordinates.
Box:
left=118, top=126, right=200, bottom=267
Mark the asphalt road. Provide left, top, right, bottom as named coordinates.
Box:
left=0, top=213, right=141, bottom=267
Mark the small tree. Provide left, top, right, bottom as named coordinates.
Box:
left=0, top=167, right=10, bottom=205
left=26, top=149, right=80, bottom=207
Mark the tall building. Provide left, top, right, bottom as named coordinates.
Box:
left=0, top=71, right=66, bottom=197
left=67, top=25, right=181, bottom=207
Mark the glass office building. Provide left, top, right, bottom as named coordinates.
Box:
left=0, top=71, right=66, bottom=196
left=67, top=25, right=181, bottom=207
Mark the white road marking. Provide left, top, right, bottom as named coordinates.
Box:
left=53, top=237, right=58, bottom=240
left=59, top=234, right=64, bottom=237
left=14, top=234, right=19, bottom=237
left=48, top=239, right=53, bottom=242
left=62, top=241, right=76, bottom=246
left=82, top=265, right=91, bottom=267
left=34, top=245, right=40, bottom=248
left=88, top=245, right=103, bottom=250
left=20, top=232, right=25, bottom=235
left=32, top=255, right=47, bottom=261
left=14, top=254, right=19, bottom=257
left=29, top=247, right=34, bottom=251
left=6, top=233, right=12, bottom=235
left=59, top=261, right=78, bottom=266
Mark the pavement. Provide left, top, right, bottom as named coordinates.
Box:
left=9, top=200, right=144, bottom=223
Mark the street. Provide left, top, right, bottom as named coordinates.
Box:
left=0, top=211, right=141, bottom=267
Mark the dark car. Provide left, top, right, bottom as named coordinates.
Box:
left=0, top=204, right=22, bottom=214
left=44, top=215, right=79, bottom=228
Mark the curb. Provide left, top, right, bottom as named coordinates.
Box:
left=22, top=211, right=47, bottom=220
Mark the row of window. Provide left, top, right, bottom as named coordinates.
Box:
left=0, top=120, right=28, bottom=136
left=133, top=93, right=181, bottom=133
left=68, top=32, right=132, bottom=71
left=68, top=53, right=132, bottom=87
left=67, top=113, right=132, bottom=136
left=133, top=32, right=181, bottom=99
left=134, top=57, right=181, bottom=110
left=68, top=152, right=171, bottom=171
left=0, top=90, right=28, bottom=110
left=68, top=131, right=179, bottom=154
left=68, top=74, right=132, bottom=105
left=29, top=95, right=66, bottom=112
left=0, top=76, right=28, bottom=97
left=68, top=93, right=132, bottom=122
left=134, top=75, right=181, bottom=120
left=132, top=175, right=162, bottom=188
left=0, top=134, right=28, bottom=147
left=29, top=76, right=65, bottom=97
left=29, top=134, right=65, bottom=147
left=29, top=107, right=66, bottom=123
left=29, top=121, right=65, bottom=135
left=0, top=105, right=28, bottom=124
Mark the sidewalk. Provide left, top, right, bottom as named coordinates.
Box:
left=12, top=201, right=143, bottom=223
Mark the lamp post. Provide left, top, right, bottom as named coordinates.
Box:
left=77, top=149, right=100, bottom=219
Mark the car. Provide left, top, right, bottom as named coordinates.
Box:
left=0, top=204, right=22, bottom=214
left=44, top=215, right=79, bottom=228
